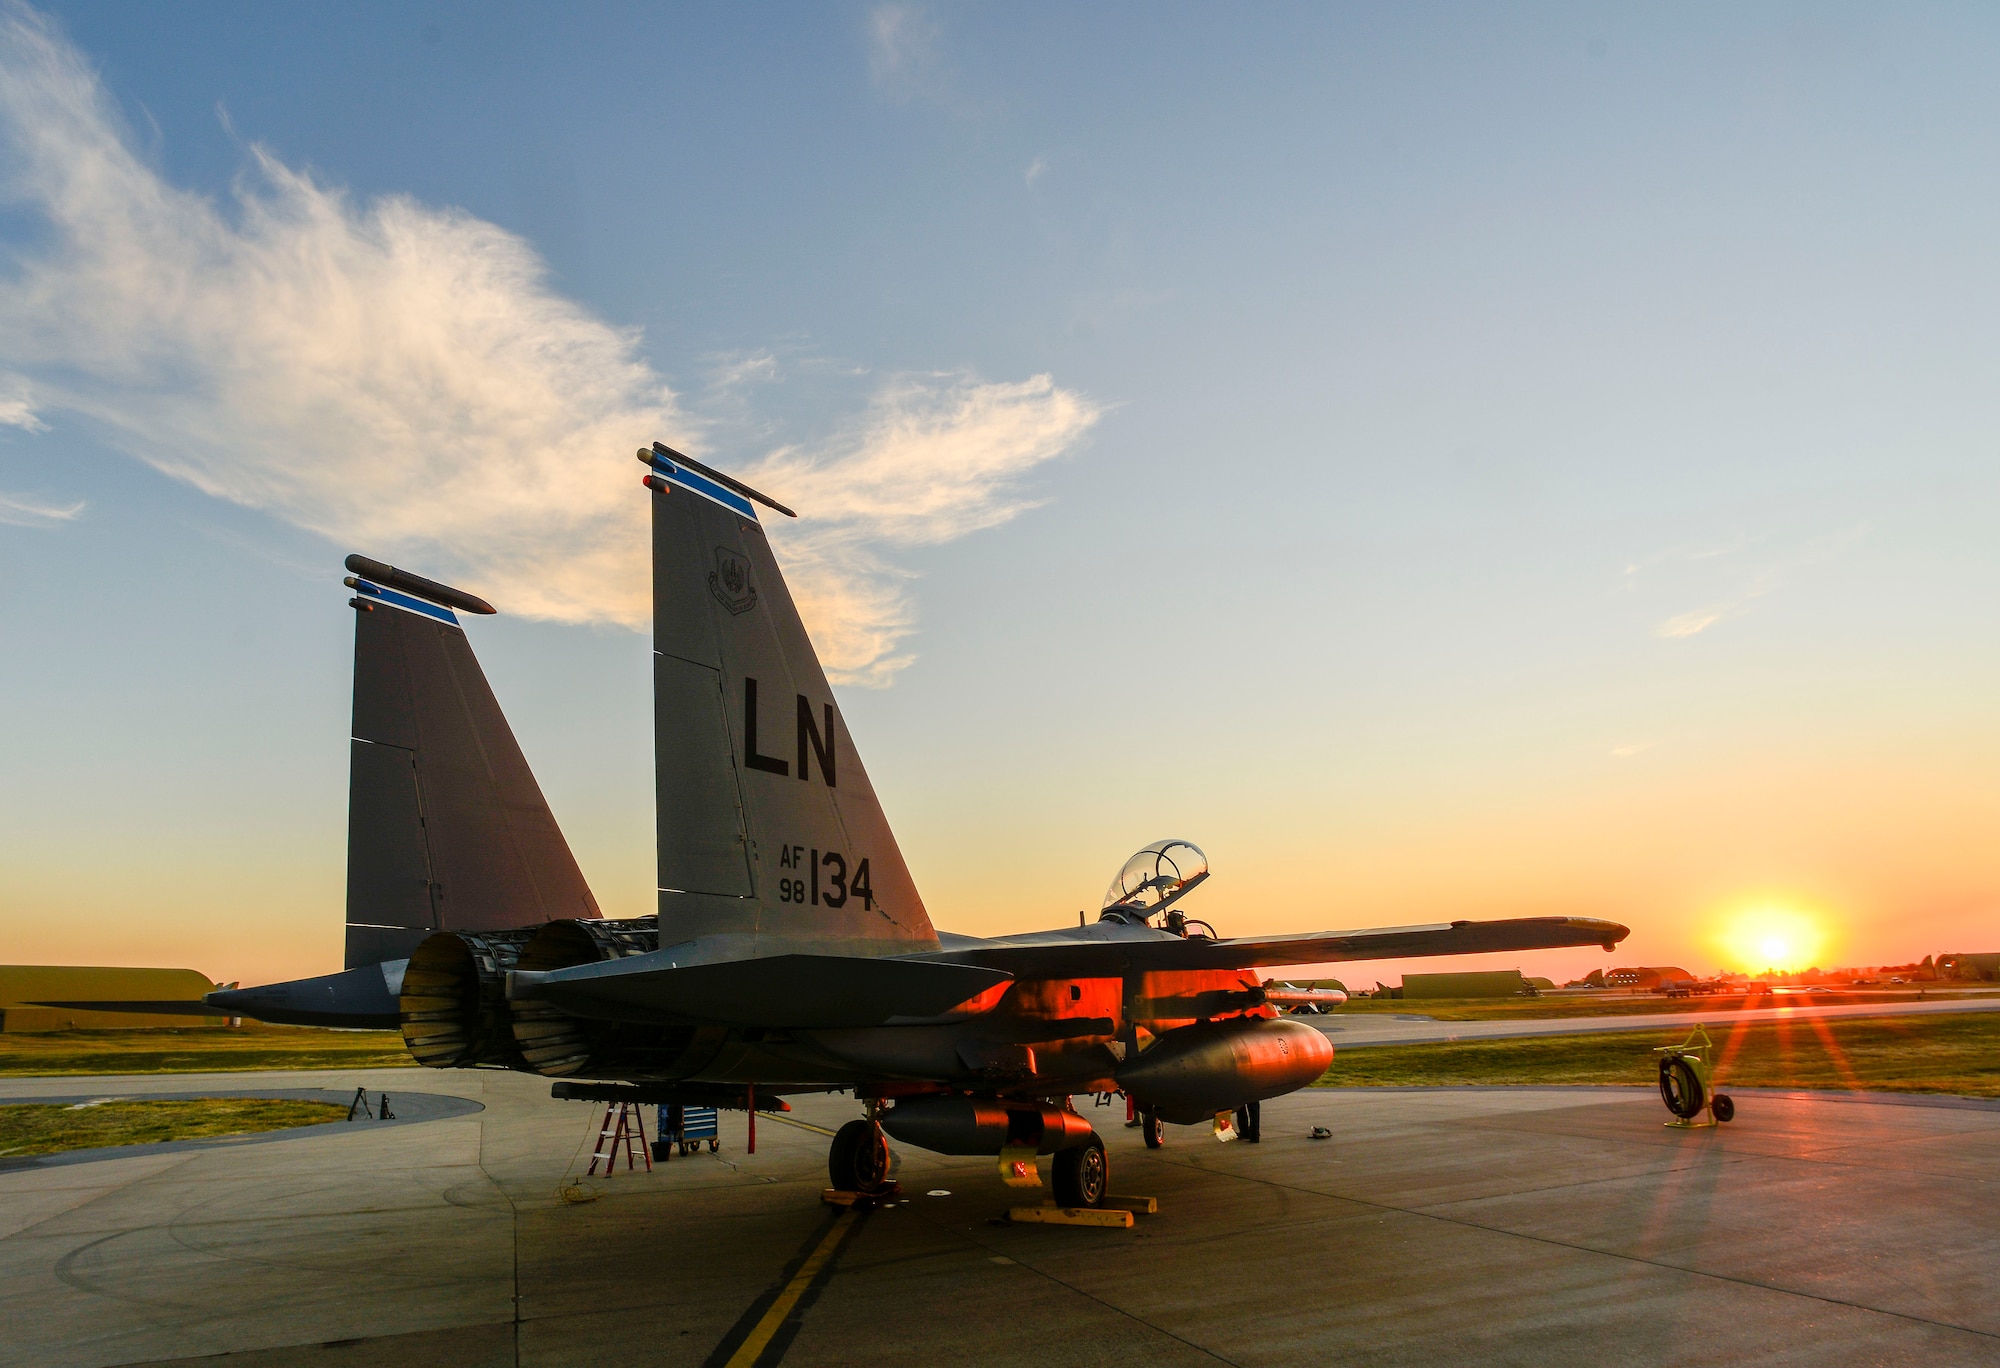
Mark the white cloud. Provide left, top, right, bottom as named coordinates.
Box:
left=0, top=488, right=81, bottom=525
left=1655, top=608, right=1724, bottom=639
left=0, top=4, right=1096, bottom=683
left=0, top=387, right=43, bottom=429
left=1024, top=155, right=1048, bottom=189
left=868, top=4, right=941, bottom=95
left=1649, top=523, right=1869, bottom=642
left=751, top=373, right=1099, bottom=685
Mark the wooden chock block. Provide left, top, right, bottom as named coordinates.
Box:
left=1100, top=1195, right=1158, bottom=1214
left=1008, top=1204, right=1135, bottom=1229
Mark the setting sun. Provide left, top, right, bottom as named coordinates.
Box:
left=1715, top=902, right=1833, bottom=973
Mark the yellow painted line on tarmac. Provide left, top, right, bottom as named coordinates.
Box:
left=721, top=1207, right=862, bottom=1368
left=758, top=1111, right=839, bottom=1138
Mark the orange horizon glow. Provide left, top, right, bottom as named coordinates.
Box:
left=1709, top=900, right=1835, bottom=975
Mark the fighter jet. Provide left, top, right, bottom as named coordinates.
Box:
left=211, top=444, right=1628, bottom=1208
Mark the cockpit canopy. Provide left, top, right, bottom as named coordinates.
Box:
left=1101, top=839, right=1209, bottom=922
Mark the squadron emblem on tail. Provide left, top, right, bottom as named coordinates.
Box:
left=708, top=546, right=758, bottom=614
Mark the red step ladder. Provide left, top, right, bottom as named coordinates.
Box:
left=586, top=1102, right=653, bottom=1176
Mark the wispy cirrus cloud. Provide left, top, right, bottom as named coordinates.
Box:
left=0, top=3, right=1096, bottom=683
left=1637, top=524, right=1869, bottom=642
left=752, top=374, right=1099, bottom=684
left=0, top=488, right=81, bottom=525
left=867, top=4, right=943, bottom=97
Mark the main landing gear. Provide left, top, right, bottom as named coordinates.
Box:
left=1053, top=1132, right=1109, bottom=1208
left=828, top=1118, right=893, bottom=1195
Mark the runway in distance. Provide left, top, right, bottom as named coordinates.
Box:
left=209, top=443, right=1629, bottom=1208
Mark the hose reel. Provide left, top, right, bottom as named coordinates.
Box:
left=1653, top=1025, right=1736, bottom=1128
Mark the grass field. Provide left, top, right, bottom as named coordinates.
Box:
left=1317, top=1010, right=2000, bottom=1097
left=0, top=1024, right=411, bottom=1076
left=0, top=1098, right=351, bottom=1157
left=1321, top=989, right=1998, bottom=1021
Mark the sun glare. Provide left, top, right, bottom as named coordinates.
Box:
left=1717, top=902, right=1829, bottom=973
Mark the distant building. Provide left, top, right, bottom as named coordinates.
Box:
left=1402, top=969, right=1535, bottom=999
left=0, top=966, right=226, bottom=1032
left=1603, top=966, right=1692, bottom=991
left=1936, top=953, right=2000, bottom=983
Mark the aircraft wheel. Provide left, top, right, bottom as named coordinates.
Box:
left=828, top=1119, right=893, bottom=1195
left=1140, top=1111, right=1165, bottom=1149
left=1053, top=1133, right=1108, bottom=1209
left=1658, top=1055, right=1704, bottom=1119
left=1711, top=1094, right=1735, bottom=1123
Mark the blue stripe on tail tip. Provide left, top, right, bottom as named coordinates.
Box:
left=351, top=579, right=461, bottom=627
left=648, top=456, right=758, bottom=521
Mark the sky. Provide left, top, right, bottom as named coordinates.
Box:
left=1, top=2, right=1996, bottom=988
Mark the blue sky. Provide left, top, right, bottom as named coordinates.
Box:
left=2, top=2, right=1997, bottom=984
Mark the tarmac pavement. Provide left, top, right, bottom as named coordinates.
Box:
left=2, top=1064, right=1996, bottom=1367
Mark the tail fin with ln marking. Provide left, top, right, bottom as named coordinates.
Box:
left=643, top=445, right=936, bottom=957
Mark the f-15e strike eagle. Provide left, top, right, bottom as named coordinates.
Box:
left=208, top=443, right=1627, bottom=1208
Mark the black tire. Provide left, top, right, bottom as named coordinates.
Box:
left=828, top=1120, right=892, bottom=1194
left=1140, top=1111, right=1165, bottom=1149
left=1711, top=1093, right=1735, bottom=1123
left=708, top=1138, right=719, bottom=1153
left=1053, top=1134, right=1109, bottom=1209
left=1659, top=1055, right=1705, bottom=1119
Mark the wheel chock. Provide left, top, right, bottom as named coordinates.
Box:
left=1099, top=1195, right=1158, bottom=1214
left=822, top=1184, right=900, bottom=1208
left=1008, top=1204, right=1135, bottom=1229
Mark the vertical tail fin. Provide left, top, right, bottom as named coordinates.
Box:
left=644, top=446, right=937, bottom=955
left=342, top=555, right=599, bottom=968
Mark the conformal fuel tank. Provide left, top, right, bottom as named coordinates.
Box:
left=1116, top=1017, right=1333, bottom=1125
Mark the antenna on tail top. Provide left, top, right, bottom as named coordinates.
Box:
left=343, top=555, right=497, bottom=615
left=642, top=443, right=798, bottom=519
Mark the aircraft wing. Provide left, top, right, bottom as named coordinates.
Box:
left=507, top=952, right=1013, bottom=1028
left=929, top=916, right=1628, bottom=977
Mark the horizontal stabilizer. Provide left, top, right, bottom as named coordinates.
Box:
left=508, top=952, right=1012, bottom=1028
left=28, top=999, right=228, bottom=1016
left=206, top=962, right=404, bottom=1029
left=932, top=916, right=1629, bottom=977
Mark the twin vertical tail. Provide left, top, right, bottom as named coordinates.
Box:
left=207, top=556, right=602, bottom=1031
left=342, top=554, right=600, bottom=968
left=644, top=444, right=937, bottom=956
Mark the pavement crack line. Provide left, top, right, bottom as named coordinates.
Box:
left=469, top=1097, right=522, bottom=1368
left=1144, top=1151, right=2000, bottom=1343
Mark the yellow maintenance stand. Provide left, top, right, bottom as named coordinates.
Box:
left=1654, top=1025, right=1737, bottom=1128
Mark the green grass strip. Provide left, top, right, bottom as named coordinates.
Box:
left=0, top=1098, right=351, bottom=1157
left=0, top=1024, right=410, bottom=1076
left=1317, top=1010, right=2000, bottom=1097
